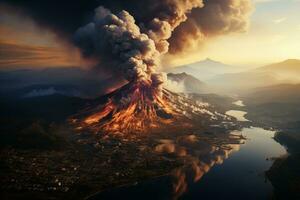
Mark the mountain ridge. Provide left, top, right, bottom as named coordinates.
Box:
left=167, top=58, right=238, bottom=80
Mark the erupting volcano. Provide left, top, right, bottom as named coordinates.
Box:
left=71, top=80, right=232, bottom=134
left=70, top=3, right=233, bottom=135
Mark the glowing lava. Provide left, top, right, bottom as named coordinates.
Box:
left=70, top=80, right=232, bottom=135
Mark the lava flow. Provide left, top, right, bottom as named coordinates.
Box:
left=75, top=79, right=173, bottom=133
left=70, top=79, right=232, bottom=135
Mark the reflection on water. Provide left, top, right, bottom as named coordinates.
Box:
left=226, top=110, right=249, bottom=122
left=89, top=110, right=287, bottom=200
left=233, top=100, right=245, bottom=107
left=89, top=132, right=245, bottom=200
left=178, top=127, right=287, bottom=200
left=167, top=134, right=244, bottom=199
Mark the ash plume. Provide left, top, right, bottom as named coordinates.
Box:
left=74, top=1, right=204, bottom=90
left=74, top=7, right=161, bottom=85
left=141, top=0, right=204, bottom=54
left=2, top=0, right=253, bottom=55
left=169, top=0, right=253, bottom=53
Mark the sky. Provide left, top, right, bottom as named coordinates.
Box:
left=0, top=0, right=299, bottom=69
left=0, top=4, right=84, bottom=69
left=165, top=0, right=300, bottom=67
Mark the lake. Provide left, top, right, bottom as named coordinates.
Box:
left=233, top=100, right=245, bottom=107
left=226, top=110, right=249, bottom=122
left=88, top=110, right=287, bottom=200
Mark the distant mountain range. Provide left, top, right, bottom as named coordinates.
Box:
left=167, top=58, right=300, bottom=94
left=207, top=59, right=300, bottom=93
left=167, top=58, right=239, bottom=81
left=2, top=59, right=299, bottom=97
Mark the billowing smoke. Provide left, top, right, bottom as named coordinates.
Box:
left=141, top=0, right=204, bottom=54
left=2, top=0, right=253, bottom=55
left=74, top=1, right=204, bottom=90
left=74, top=7, right=161, bottom=84
left=169, top=0, right=253, bottom=53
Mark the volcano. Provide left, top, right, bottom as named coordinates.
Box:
left=68, top=6, right=237, bottom=136
left=70, top=81, right=233, bottom=135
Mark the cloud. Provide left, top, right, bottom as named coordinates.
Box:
left=168, top=0, right=254, bottom=54
left=1, top=0, right=253, bottom=55
left=164, top=79, right=186, bottom=93
left=272, top=17, right=287, bottom=24
left=0, top=40, right=81, bottom=68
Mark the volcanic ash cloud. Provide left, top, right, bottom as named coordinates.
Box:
left=74, top=1, right=204, bottom=92
left=74, top=6, right=162, bottom=88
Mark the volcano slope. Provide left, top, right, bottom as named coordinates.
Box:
left=70, top=81, right=236, bottom=138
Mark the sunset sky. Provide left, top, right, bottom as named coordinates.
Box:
left=0, top=0, right=299, bottom=69
left=167, top=0, right=300, bottom=67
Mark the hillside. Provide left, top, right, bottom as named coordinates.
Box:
left=207, top=59, right=300, bottom=93
left=245, top=83, right=300, bottom=105
left=243, top=83, right=300, bottom=131
left=255, top=59, right=300, bottom=81
left=257, top=59, right=300, bottom=72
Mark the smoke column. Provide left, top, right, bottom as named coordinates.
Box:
left=74, top=1, right=204, bottom=92
left=74, top=7, right=161, bottom=84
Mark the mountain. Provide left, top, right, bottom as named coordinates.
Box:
left=257, top=59, right=300, bottom=72
left=243, top=83, right=300, bottom=132
left=254, top=59, right=300, bottom=81
left=245, top=83, right=300, bottom=105
left=167, top=58, right=238, bottom=80
left=167, top=59, right=300, bottom=94
left=207, top=59, right=300, bottom=93
left=71, top=79, right=233, bottom=134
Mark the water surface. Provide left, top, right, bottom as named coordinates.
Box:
left=226, top=110, right=249, bottom=122
left=233, top=100, right=245, bottom=107
left=89, top=113, right=287, bottom=200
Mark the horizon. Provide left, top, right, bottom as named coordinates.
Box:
left=1, top=57, right=299, bottom=72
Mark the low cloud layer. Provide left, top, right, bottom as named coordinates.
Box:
left=0, top=41, right=80, bottom=68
